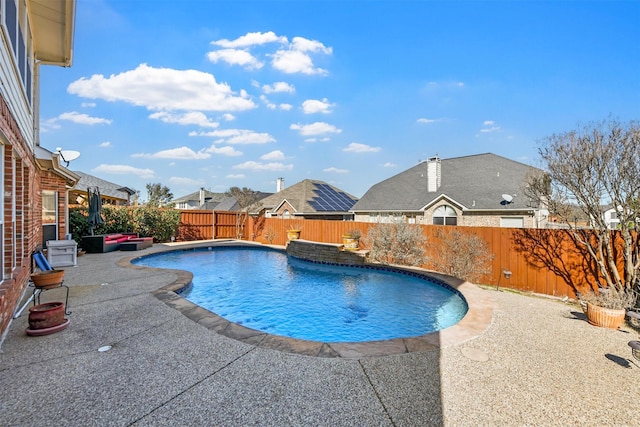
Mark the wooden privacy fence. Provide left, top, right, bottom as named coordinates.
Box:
left=177, top=211, right=606, bottom=299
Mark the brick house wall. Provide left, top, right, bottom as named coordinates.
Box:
left=0, top=93, right=73, bottom=339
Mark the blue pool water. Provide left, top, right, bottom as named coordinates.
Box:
left=133, top=247, right=468, bottom=343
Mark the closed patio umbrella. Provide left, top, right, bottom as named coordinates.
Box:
left=88, top=187, right=104, bottom=235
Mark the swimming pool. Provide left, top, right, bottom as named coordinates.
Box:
left=133, top=246, right=468, bottom=343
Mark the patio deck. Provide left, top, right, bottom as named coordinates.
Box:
left=1, top=240, right=638, bottom=426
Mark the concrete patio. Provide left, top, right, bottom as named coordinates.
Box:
left=1, top=240, right=638, bottom=426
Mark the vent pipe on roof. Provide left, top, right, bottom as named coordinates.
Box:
left=427, top=156, right=441, bottom=192
left=277, top=177, right=285, bottom=192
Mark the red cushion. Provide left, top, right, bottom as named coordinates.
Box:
left=106, top=234, right=123, bottom=241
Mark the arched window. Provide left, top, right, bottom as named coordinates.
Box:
left=433, top=205, right=457, bottom=225
left=282, top=209, right=291, bottom=219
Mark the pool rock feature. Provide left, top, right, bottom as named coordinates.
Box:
left=286, top=239, right=367, bottom=265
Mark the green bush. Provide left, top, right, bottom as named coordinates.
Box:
left=69, top=205, right=180, bottom=244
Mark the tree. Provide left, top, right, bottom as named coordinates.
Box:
left=529, top=118, right=640, bottom=298
left=225, top=186, right=260, bottom=210
left=146, top=183, right=173, bottom=207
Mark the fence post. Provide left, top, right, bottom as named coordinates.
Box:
left=212, top=210, right=216, bottom=240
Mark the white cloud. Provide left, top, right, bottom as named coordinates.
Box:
left=343, top=142, right=381, bottom=153
left=132, top=146, right=211, bottom=160
left=92, top=164, right=155, bottom=179
left=260, top=94, right=276, bottom=109
left=99, top=141, right=111, bottom=148
left=149, top=111, right=219, bottom=128
left=290, top=122, right=341, bottom=136
left=233, top=161, right=293, bottom=171
left=323, top=166, right=348, bottom=174
left=279, top=103, right=293, bottom=111
left=261, top=150, right=285, bottom=160
left=169, top=176, right=205, bottom=186
left=383, top=162, right=396, bottom=168
left=205, top=145, right=243, bottom=156
left=480, top=120, right=501, bottom=133
left=417, top=118, right=442, bottom=124
left=222, top=113, right=236, bottom=121
left=271, top=37, right=332, bottom=75
left=211, top=31, right=287, bottom=48
left=67, top=63, right=256, bottom=112
left=81, top=102, right=96, bottom=108
left=226, top=174, right=245, bottom=179
left=302, top=98, right=334, bottom=114
left=206, top=48, right=263, bottom=70
left=262, top=81, right=295, bottom=94
left=191, top=128, right=276, bottom=144
left=58, top=111, right=112, bottom=125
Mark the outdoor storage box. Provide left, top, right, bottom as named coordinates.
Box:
left=46, top=240, right=78, bottom=267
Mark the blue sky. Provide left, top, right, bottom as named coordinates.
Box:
left=39, top=0, right=640, bottom=200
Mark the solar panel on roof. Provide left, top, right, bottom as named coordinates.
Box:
left=309, top=183, right=356, bottom=211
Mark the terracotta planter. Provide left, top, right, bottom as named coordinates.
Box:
left=30, top=270, right=65, bottom=289
left=287, top=230, right=301, bottom=241
left=342, top=235, right=359, bottom=250
left=586, top=303, right=626, bottom=329
left=28, top=302, right=65, bottom=330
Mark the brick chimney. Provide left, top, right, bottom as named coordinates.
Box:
left=427, top=156, right=441, bottom=192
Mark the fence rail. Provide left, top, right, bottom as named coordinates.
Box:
left=177, top=211, right=610, bottom=299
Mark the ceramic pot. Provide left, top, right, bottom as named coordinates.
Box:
left=28, top=302, right=65, bottom=330
left=30, top=270, right=65, bottom=289
left=342, top=235, right=359, bottom=250
left=586, top=303, right=626, bottom=329
left=287, top=230, right=301, bottom=241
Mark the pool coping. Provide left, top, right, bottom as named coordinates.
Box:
left=119, top=240, right=495, bottom=359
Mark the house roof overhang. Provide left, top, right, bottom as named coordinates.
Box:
left=34, top=145, right=80, bottom=187
left=29, top=0, right=76, bottom=66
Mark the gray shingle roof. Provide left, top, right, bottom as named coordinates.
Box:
left=71, top=171, right=137, bottom=201
left=251, top=179, right=358, bottom=215
left=352, top=153, right=541, bottom=212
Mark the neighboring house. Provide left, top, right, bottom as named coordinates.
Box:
left=0, top=1, right=77, bottom=340
left=602, top=205, right=622, bottom=230
left=69, top=171, right=137, bottom=206
left=173, top=188, right=239, bottom=211
left=352, top=153, right=548, bottom=228
left=250, top=178, right=358, bottom=220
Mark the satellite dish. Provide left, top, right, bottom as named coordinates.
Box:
left=56, top=148, right=81, bottom=166
left=502, top=194, right=513, bottom=203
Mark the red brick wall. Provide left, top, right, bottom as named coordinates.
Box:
left=0, top=91, right=65, bottom=339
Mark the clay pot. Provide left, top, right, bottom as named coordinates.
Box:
left=586, top=303, right=626, bottom=329
left=30, top=270, right=65, bottom=289
left=287, top=230, right=301, bottom=241
left=342, top=235, right=359, bottom=250
left=28, top=302, right=65, bottom=330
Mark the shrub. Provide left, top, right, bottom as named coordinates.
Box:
left=70, top=205, right=180, bottom=243
left=363, top=222, right=428, bottom=266
left=430, top=228, right=494, bottom=283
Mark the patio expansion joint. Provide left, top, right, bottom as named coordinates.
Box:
left=358, top=359, right=397, bottom=427
left=127, top=345, right=258, bottom=426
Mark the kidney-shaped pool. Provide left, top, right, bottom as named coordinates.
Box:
left=133, top=246, right=468, bottom=343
